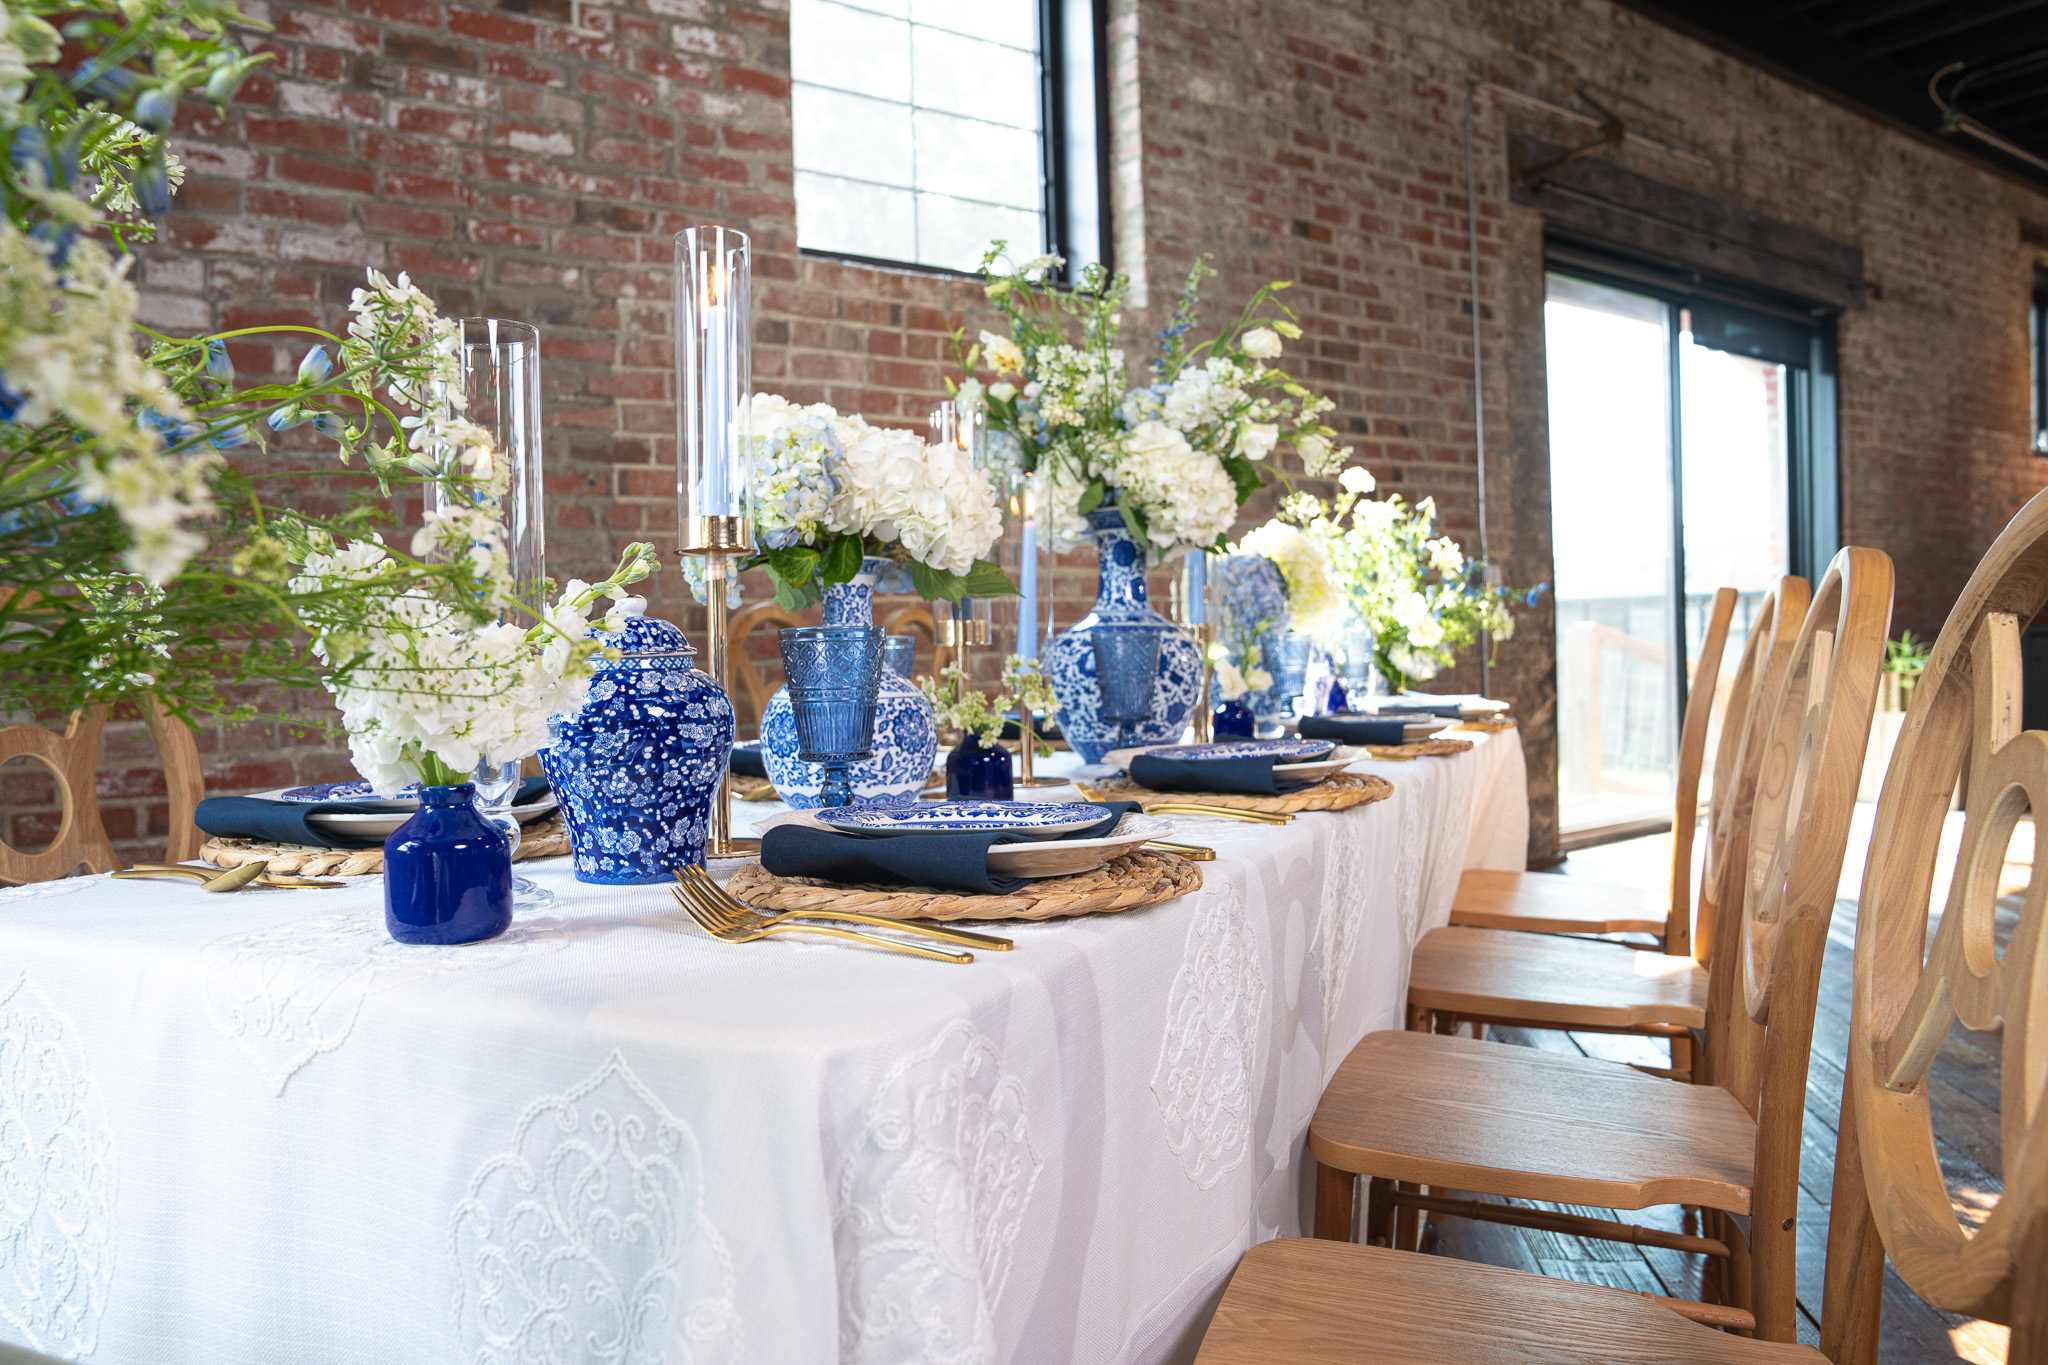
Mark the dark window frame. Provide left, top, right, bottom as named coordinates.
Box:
left=2033, top=269, right=2048, bottom=456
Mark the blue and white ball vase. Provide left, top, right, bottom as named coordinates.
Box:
left=1047, top=507, right=1203, bottom=763
left=538, top=598, right=735, bottom=884
left=760, top=556, right=939, bottom=808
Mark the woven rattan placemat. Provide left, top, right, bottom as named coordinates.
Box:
left=725, top=847, right=1202, bottom=922
left=1363, top=737, right=1477, bottom=760
left=1081, top=769, right=1392, bottom=813
left=1450, top=718, right=1516, bottom=734
left=200, top=815, right=571, bottom=877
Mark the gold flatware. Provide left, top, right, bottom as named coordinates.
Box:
left=124, top=862, right=346, bottom=890
left=670, top=883, right=973, bottom=963
left=675, top=864, right=1011, bottom=951
left=114, top=861, right=269, bottom=892
left=1143, top=840, right=1217, bottom=861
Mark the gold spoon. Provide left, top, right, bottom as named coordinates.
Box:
left=113, top=862, right=274, bottom=892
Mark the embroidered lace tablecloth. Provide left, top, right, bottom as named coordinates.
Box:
left=0, top=732, right=1525, bottom=1365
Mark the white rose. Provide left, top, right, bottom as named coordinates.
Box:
left=980, top=330, right=1026, bottom=375
left=988, top=381, right=1017, bottom=403
left=1214, top=658, right=1247, bottom=700
left=1296, top=434, right=1330, bottom=468
left=1241, top=327, right=1283, bottom=358
left=1235, top=422, right=1279, bottom=462
left=1247, top=667, right=1274, bottom=692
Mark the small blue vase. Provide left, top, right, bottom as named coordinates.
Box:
left=946, top=734, right=1014, bottom=800
left=1046, top=507, right=1203, bottom=763
left=1213, top=698, right=1256, bottom=738
left=384, top=783, right=512, bottom=945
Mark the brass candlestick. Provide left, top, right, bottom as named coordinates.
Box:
left=1013, top=707, right=1068, bottom=787
left=1185, top=621, right=1215, bottom=742
left=686, top=514, right=760, bottom=858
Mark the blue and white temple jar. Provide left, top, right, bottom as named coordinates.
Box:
left=761, top=556, right=939, bottom=808
left=538, top=599, right=735, bottom=883
left=1046, top=506, right=1203, bottom=763
left=1212, top=553, right=1295, bottom=723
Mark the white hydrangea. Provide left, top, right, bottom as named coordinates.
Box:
left=747, top=392, right=839, bottom=548
left=1111, top=419, right=1239, bottom=556
left=825, top=412, right=1004, bottom=574
left=1427, top=535, right=1465, bottom=578
left=1161, top=356, right=1248, bottom=431
left=1392, top=590, right=1444, bottom=649
left=1338, top=464, right=1376, bottom=495
left=1235, top=519, right=1342, bottom=643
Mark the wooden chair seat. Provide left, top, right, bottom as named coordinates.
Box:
left=1309, top=1030, right=1756, bottom=1213
left=1447, top=868, right=1667, bottom=937
left=1408, top=927, right=1708, bottom=1031
left=1194, top=1237, right=1821, bottom=1365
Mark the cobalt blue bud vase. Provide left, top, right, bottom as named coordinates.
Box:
left=946, top=733, right=1014, bottom=800
left=762, top=557, right=938, bottom=808
left=1046, top=507, right=1203, bottom=763
left=538, top=599, right=735, bottom=883
left=384, top=784, right=512, bottom=945
left=1212, top=698, right=1256, bottom=738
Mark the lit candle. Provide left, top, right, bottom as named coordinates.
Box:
left=700, top=263, right=730, bottom=514
left=1018, top=484, right=1038, bottom=660
left=1185, top=548, right=1207, bottom=625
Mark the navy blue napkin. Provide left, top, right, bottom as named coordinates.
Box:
left=195, top=778, right=551, bottom=850
left=760, top=800, right=1142, bottom=895
left=1298, top=715, right=1410, bottom=745
left=729, top=743, right=768, bottom=779
left=1128, top=751, right=1322, bottom=795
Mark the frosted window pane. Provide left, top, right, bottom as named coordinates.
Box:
left=798, top=173, right=917, bottom=261
left=918, top=194, right=1041, bottom=271
left=793, top=86, right=913, bottom=186
left=791, top=0, right=907, bottom=99
left=914, top=110, right=1039, bottom=209
left=909, top=0, right=1035, bottom=49
left=913, top=26, right=1038, bottom=125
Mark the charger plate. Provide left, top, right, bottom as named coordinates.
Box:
left=725, top=847, right=1202, bottom=922
left=199, top=815, right=572, bottom=877
left=1082, top=769, right=1393, bottom=813
left=1362, top=737, right=1477, bottom=760
left=1450, top=717, right=1517, bottom=734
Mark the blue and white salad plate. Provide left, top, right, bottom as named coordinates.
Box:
left=1137, top=740, right=1336, bottom=763
left=812, top=801, right=1106, bottom=840
left=277, top=781, right=418, bottom=804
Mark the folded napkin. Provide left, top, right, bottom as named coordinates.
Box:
left=1297, top=715, right=1412, bottom=745
left=1356, top=692, right=1501, bottom=719
left=728, top=743, right=768, bottom=779
left=1128, top=751, right=1323, bottom=795
left=760, top=800, right=1141, bottom=895
left=195, top=778, right=551, bottom=851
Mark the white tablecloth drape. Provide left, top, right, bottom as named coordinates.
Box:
left=0, top=732, right=1525, bottom=1365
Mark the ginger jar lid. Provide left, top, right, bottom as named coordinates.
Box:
left=592, top=597, right=695, bottom=660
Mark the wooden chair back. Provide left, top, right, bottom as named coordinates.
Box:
left=1694, top=578, right=1810, bottom=973
left=726, top=601, right=810, bottom=735
left=1821, top=492, right=2048, bottom=1365
left=145, top=697, right=206, bottom=862
left=1666, top=586, right=1739, bottom=953
left=879, top=602, right=945, bottom=680
left=1693, top=547, right=1891, bottom=1342
left=0, top=708, right=118, bottom=884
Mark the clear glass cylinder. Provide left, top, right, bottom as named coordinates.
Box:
left=434, top=318, right=546, bottom=614
left=675, top=225, right=751, bottom=551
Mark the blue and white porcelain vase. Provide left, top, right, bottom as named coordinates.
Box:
left=538, top=598, right=735, bottom=883
left=1212, top=553, right=1295, bottom=723
left=761, top=557, right=938, bottom=808
left=1046, top=506, right=1203, bottom=763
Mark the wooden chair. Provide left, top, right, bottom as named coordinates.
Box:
left=1405, top=579, right=1811, bottom=1075
left=878, top=602, right=946, bottom=680
left=0, top=699, right=207, bottom=883
left=1196, top=509, right=2048, bottom=1365
left=1307, top=548, right=1892, bottom=1339
left=1449, top=586, right=1740, bottom=949
left=727, top=601, right=809, bottom=735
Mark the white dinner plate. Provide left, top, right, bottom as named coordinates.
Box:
left=813, top=800, right=1106, bottom=839
left=253, top=788, right=561, bottom=840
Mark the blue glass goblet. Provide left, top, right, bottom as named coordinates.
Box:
left=882, top=633, right=918, bottom=680
left=779, top=625, right=884, bottom=808
left=1091, top=627, right=1162, bottom=747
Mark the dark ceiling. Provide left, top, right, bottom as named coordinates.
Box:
left=1610, top=0, right=2048, bottom=189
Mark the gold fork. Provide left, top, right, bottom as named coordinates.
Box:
left=1142, top=840, right=1217, bottom=861
left=676, top=864, right=1011, bottom=951
left=670, top=883, right=974, bottom=963
left=1073, top=783, right=1292, bottom=824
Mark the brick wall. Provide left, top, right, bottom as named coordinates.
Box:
left=47, top=0, right=2048, bottom=866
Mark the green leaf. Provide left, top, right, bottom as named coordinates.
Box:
left=772, top=575, right=819, bottom=611
left=960, top=559, right=1019, bottom=598
left=764, top=544, right=819, bottom=591
left=1077, top=476, right=1107, bottom=515
left=910, top=560, right=968, bottom=603
left=1222, top=455, right=1265, bottom=505
left=819, top=533, right=863, bottom=586
left=1122, top=502, right=1155, bottom=555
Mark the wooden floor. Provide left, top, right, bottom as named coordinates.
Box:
left=1422, top=832, right=2011, bottom=1363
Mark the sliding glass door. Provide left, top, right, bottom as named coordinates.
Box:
left=1545, top=268, right=1834, bottom=844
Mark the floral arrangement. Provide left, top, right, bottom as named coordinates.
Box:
left=1233, top=520, right=1341, bottom=642
left=920, top=665, right=1008, bottom=747
left=719, top=392, right=1010, bottom=610
left=1001, top=654, right=1058, bottom=758
left=1277, top=467, right=1542, bottom=693
left=956, top=249, right=1348, bottom=562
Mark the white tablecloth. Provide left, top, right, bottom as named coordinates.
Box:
left=0, top=733, right=1524, bottom=1365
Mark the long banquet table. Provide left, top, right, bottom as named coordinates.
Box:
left=0, top=732, right=1526, bottom=1365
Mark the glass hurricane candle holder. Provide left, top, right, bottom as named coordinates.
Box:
left=779, top=625, right=884, bottom=808
left=882, top=633, right=918, bottom=681
left=675, top=225, right=751, bottom=543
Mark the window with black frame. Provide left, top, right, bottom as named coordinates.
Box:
left=788, top=0, right=1108, bottom=278
left=2034, top=269, right=2047, bottom=455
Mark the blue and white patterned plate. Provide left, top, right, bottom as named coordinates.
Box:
left=277, top=781, right=419, bottom=803
left=813, top=801, right=1107, bottom=840
left=1142, top=740, right=1336, bottom=763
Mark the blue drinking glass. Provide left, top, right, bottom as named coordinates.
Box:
left=779, top=625, right=884, bottom=807
left=882, top=633, right=917, bottom=680
left=1091, top=627, right=1161, bottom=745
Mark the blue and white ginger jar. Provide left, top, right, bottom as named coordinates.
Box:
left=760, top=557, right=939, bottom=808
left=1046, top=507, right=1203, bottom=763
left=538, top=598, right=735, bottom=883
left=1212, top=553, right=1296, bottom=721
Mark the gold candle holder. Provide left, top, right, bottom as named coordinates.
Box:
left=688, top=515, right=760, bottom=858
left=1184, top=621, right=1215, bottom=743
